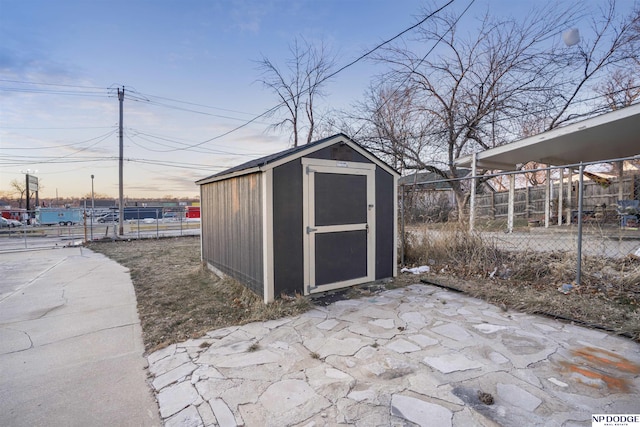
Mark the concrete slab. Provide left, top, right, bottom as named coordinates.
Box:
left=0, top=247, right=160, bottom=427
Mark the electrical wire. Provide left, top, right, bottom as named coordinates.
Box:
left=1, top=129, right=118, bottom=150
left=124, top=128, right=271, bottom=156
left=124, top=90, right=257, bottom=117
left=134, top=0, right=457, bottom=151
left=0, top=86, right=108, bottom=98
left=351, top=0, right=475, bottom=139
left=2, top=126, right=115, bottom=130
left=0, top=79, right=107, bottom=90
left=3, top=1, right=456, bottom=153
left=126, top=158, right=226, bottom=171
left=124, top=92, right=265, bottom=123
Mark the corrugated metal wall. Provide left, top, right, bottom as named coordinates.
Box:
left=201, top=172, right=264, bottom=295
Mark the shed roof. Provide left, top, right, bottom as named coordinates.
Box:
left=455, top=103, right=640, bottom=171
left=196, top=133, right=399, bottom=185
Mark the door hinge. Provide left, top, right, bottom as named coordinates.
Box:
left=306, top=226, right=317, bottom=234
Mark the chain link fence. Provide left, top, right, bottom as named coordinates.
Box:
left=400, top=156, right=640, bottom=285
left=0, top=206, right=200, bottom=252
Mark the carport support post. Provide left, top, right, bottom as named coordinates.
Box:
left=469, top=152, right=477, bottom=232
left=567, top=169, right=573, bottom=225
left=576, top=162, right=584, bottom=286
left=558, top=168, right=564, bottom=226
left=544, top=168, right=551, bottom=228
left=507, top=173, right=515, bottom=233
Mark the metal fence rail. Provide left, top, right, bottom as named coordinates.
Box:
left=0, top=217, right=200, bottom=252
left=400, top=155, right=640, bottom=284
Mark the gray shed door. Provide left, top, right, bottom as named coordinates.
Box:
left=302, top=158, right=375, bottom=294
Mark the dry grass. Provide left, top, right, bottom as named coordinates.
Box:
left=87, top=236, right=311, bottom=353
left=89, top=230, right=639, bottom=353
left=403, top=223, right=640, bottom=341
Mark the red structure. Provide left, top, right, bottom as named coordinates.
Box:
left=185, top=206, right=200, bottom=219
left=1, top=209, right=27, bottom=222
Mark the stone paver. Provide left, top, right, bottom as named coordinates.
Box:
left=147, top=284, right=640, bottom=426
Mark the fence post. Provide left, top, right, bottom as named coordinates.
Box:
left=576, top=162, right=584, bottom=286
left=400, top=184, right=405, bottom=266
left=491, top=191, right=495, bottom=219
left=23, top=218, right=28, bottom=249
left=83, top=200, right=87, bottom=243
left=525, top=184, right=530, bottom=219
left=469, top=152, right=477, bottom=232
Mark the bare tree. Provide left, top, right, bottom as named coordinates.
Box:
left=10, top=177, right=45, bottom=209
left=545, top=1, right=640, bottom=128
left=256, top=37, right=335, bottom=147
left=596, top=68, right=640, bottom=110
left=364, top=0, right=639, bottom=218
left=352, top=84, right=435, bottom=174
left=10, top=179, right=26, bottom=208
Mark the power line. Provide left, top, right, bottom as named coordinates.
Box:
left=0, top=86, right=108, bottom=98
left=1, top=0, right=456, bottom=149
left=152, top=0, right=457, bottom=151
left=124, top=128, right=271, bottom=156
left=0, top=79, right=108, bottom=90
left=124, top=92, right=268, bottom=123
left=1, top=129, right=118, bottom=150
left=2, top=126, right=115, bottom=130
left=125, top=90, right=257, bottom=116
left=352, top=0, right=475, bottom=139
left=126, top=158, right=226, bottom=171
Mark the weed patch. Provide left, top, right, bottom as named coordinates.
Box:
left=401, top=224, right=640, bottom=341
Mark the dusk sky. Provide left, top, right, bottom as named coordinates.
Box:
left=1, top=0, right=632, bottom=201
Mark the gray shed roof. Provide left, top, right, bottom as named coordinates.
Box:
left=196, top=133, right=399, bottom=185
left=455, top=103, right=640, bottom=170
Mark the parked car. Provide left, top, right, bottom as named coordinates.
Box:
left=97, top=213, right=119, bottom=223
left=0, top=217, right=9, bottom=228
left=5, top=218, right=23, bottom=227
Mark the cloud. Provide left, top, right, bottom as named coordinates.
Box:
left=230, top=0, right=271, bottom=34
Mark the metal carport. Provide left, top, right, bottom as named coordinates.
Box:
left=455, top=103, right=640, bottom=171
left=454, top=103, right=640, bottom=283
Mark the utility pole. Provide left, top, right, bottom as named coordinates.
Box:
left=118, top=87, right=124, bottom=236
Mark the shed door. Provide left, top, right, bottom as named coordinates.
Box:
left=302, top=158, right=375, bottom=294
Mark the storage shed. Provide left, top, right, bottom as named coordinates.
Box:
left=196, top=133, right=399, bottom=303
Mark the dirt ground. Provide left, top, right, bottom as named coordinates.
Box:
left=89, top=236, right=639, bottom=353
left=88, top=236, right=310, bottom=352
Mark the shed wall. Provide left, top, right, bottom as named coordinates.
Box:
left=201, top=173, right=264, bottom=295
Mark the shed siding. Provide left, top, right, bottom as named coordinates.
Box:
left=375, top=167, right=395, bottom=279
left=201, top=173, right=264, bottom=295
left=272, top=158, right=304, bottom=296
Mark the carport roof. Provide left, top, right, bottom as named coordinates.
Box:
left=455, top=103, right=640, bottom=170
